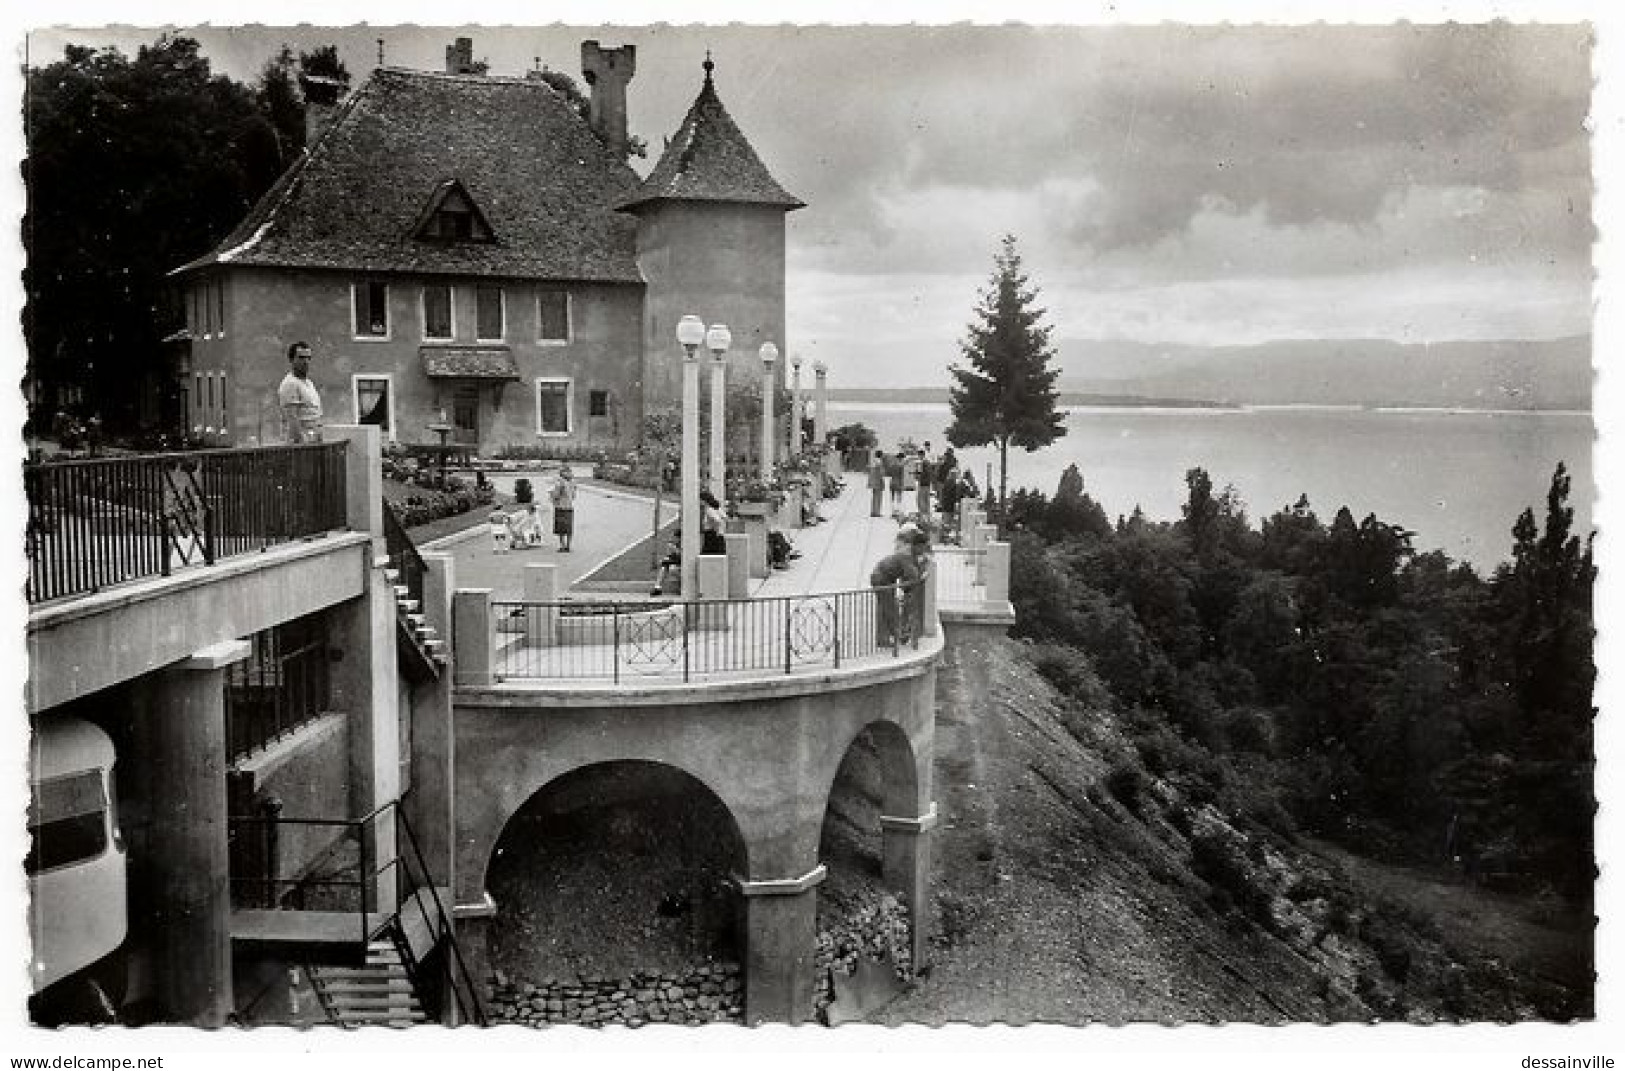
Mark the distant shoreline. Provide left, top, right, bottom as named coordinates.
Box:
left=825, top=387, right=1590, bottom=414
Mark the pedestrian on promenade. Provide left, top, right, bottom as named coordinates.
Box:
left=550, top=466, right=577, bottom=552
left=869, top=524, right=924, bottom=649
left=915, top=447, right=933, bottom=518
left=886, top=451, right=905, bottom=515
left=700, top=490, right=727, bottom=555
left=278, top=341, right=323, bottom=444
left=868, top=454, right=886, bottom=517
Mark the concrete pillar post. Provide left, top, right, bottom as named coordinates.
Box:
left=681, top=350, right=701, bottom=599
left=724, top=532, right=751, bottom=598
left=881, top=804, right=937, bottom=971
left=145, top=639, right=249, bottom=1025
left=453, top=589, right=494, bottom=686
left=523, top=563, right=559, bottom=647
left=709, top=352, right=727, bottom=505
left=812, top=362, right=830, bottom=477
left=735, top=865, right=825, bottom=1025
left=922, top=555, right=939, bottom=637
left=408, top=552, right=456, bottom=898
left=330, top=551, right=402, bottom=917
left=738, top=512, right=770, bottom=579
left=761, top=350, right=777, bottom=477
left=958, top=498, right=976, bottom=542
left=974, top=523, right=997, bottom=585
left=987, top=540, right=1011, bottom=604
left=790, top=359, right=803, bottom=453
left=326, top=424, right=384, bottom=555
left=697, top=554, right=730, bottom=631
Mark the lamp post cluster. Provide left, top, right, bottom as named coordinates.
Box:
left=673, top=315, right=825, bottom=599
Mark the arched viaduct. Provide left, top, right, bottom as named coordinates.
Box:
left=450, top=639, right=939, bottom=1023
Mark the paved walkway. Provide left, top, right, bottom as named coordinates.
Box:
left=435, top=479, right=677, bottom=600
left=753, top=481, right=912, bottom=597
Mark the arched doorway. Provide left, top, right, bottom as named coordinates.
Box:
left=814, top=720, right=924, bottom=1021
left=483, top=760, right=747, bottom=1026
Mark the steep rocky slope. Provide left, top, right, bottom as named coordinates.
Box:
left=876, top=629, right=1592, bottom=1024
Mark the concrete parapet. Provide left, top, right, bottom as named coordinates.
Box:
left=523, top=564, right=559, bottom=647
left=986, top=540, right=1011, bottom=604
left=724, top=533, right=750, bottom=598
left=974, top=523, right=997, bottom=584
left=453, top=589, right=494, bottom=686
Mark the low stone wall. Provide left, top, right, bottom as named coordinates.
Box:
left=813, top=894, right=913, bottom=1019
left=486, top=963, right=743, bottom=1027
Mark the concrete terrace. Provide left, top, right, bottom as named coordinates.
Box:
left=456, top=480, right=985, bottom=688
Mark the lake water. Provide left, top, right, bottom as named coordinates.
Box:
left=829, top=402, right=1594, bottom=573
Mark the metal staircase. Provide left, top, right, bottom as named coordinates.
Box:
left=309, top=941, right=429, bottom=1027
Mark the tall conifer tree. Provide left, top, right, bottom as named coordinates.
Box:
left=946, top=235, right=1066, bottom=512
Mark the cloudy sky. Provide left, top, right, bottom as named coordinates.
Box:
left=23, top=16, right=1595, bottom=386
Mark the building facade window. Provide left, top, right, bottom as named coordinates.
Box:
left=476, top=285, right=505, bottom=342
left=589, top=389, right=609, bottom=417
left=352, top=375, right=394, bottom=438
left=352, top=280, right=390, bottom=339
left=422, top=285, right=453, bottom=340
left=538, top=289, right=570, bottom=343
left=535, top=378, right=572, bottom=436
left=214, top=280, right=226, bottom=338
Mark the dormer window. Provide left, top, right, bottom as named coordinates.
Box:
left=412, top=180, right=496, bottom=243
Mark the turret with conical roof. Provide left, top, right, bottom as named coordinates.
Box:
left=629, top=56, right=804, bottom=420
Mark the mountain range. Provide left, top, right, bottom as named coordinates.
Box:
left=830, top=336, right=1591, bottom=411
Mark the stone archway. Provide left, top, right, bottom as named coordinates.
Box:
left=481, top=760, right=749, bottom=1025
left=812, top=718, right=934, bottom=1018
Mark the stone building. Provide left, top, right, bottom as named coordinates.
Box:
left=173, top=40, right=802, bottom=454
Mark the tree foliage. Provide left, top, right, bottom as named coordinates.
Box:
left=946, top=235, right=1066, bottom=510
left=25, top=35, right=348, bottom=432
left=1009, top=461, right=1594, bottom=899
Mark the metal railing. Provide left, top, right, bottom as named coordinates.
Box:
left=489, top=578, right=926, bottom=683
left=24, top=442, right=349, bottom=604
left=228, top=796, right=485, bottom=1025
left=383, top=505, right=427, bottom=610
left=225, top=611, right=333, bottom=762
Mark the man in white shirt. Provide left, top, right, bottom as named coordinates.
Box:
left=278, top=341, right=323, bottom=443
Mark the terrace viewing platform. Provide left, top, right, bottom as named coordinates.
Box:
left=446, top=480, right=1013, bottom=694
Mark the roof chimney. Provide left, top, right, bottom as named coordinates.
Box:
left=446, top=37, right=477, bottom=74
left=580, top=40, right=636, bottom=159
left=298, top=73, right=346, bottom=147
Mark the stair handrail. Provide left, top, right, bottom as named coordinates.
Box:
left=388, top=798, right=487, bottom=1025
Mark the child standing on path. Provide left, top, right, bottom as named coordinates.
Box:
left=550, top=467, right=577, bottom=552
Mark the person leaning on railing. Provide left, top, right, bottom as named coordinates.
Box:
left=870, top=522, right=930, bottom=648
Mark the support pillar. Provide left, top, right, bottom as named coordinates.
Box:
left=452, top=589, right=494, bottom=686
left=144, top=639, right=249, bottom=1026
left=790, top=359, right=804, bottom=453
left=760, top=347, right=777, bottom=476
left=881, top=804, right=937, bottom=971
left=523, top=563, right=559, bottom=647
left=709, top=352, right=727, bottom=505
left=681, top=350, right=701, bottom=599
left=696, top=554, right=730, bottom=630
left=812, top=362, right=830, bottom=478
left=723, top=532, right=750, bottom=598
left=407, top=553, right=456, bottom=894
left=922, top=555, right=939, bottom=638
left=735, top=865, right=825, bottom=1025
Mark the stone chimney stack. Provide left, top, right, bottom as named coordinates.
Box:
left=298, top=73, right=346, bottom=148
left=446, top=37, right=477, bottom=74
left=580, top=40, right=636, bottom=159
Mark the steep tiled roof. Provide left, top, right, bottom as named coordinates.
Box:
left=178, top=69, right=644, bottom=282
left=618, top=68, right=803, bottom=213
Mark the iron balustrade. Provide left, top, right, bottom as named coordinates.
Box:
left=383, top=506, right=427, bottom=612
left=227, top=796, right=485, bottom=1025
left=490, top=578, right=926, bottom=683
left=225, top=611, right=333, bottom=763
left=24, top=442, right=349, bottom=604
